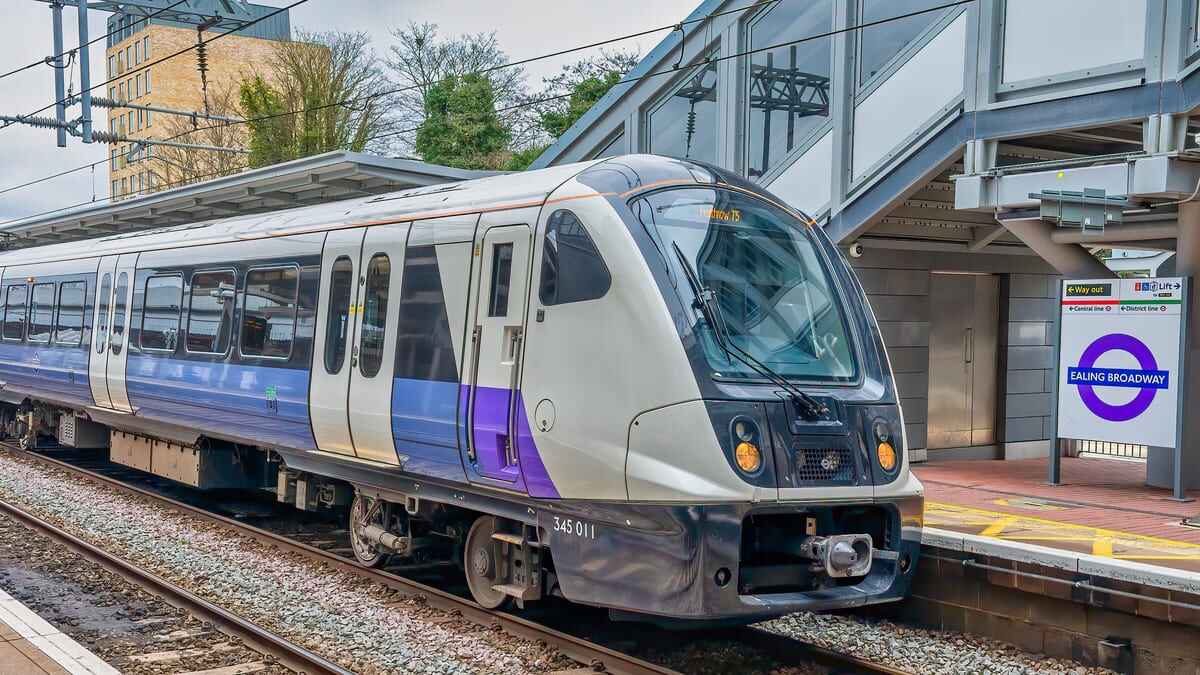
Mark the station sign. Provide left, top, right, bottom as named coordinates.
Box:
left=1056, top=278, right=1186, bottom=448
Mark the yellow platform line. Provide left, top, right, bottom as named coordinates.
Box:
left=1093, top=536, right=1114, bottom=557
left=927, top=501, right=1200, bottom=549
left=979, top=516, right=1016, bottom=537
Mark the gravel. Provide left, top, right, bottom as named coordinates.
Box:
left=0, top=449, right=576, bottom=675
left=758, top=612, right=1115, bottom=675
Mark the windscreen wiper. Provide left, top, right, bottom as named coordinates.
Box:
left=671, top=242, right=829, bottom=421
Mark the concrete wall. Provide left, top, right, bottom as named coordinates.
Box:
left=851, top=247, right=1058, bottom=457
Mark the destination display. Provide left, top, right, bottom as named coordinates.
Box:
left=1056, top=278, right=1185, bottom=447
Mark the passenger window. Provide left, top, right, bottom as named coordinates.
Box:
left=487, top=243, right=513, bottom=317
left=240, top=266, right=299, bottom=359
left=359, top=254, right=390, bottom=377
left=324, top=257, right=353, bottom=373
left=539, top=209, right=611, bottom=305
left=96, top=274, right=111, bottom=353
left=111, top=272, right=129, bottom=355
left=141, top=274, right=182, bottom=351
left=28, top=283, right=55, bottom=344
left=187, top=270, right=235, bottom=354
left=3, top=285, right=27, bottom=341
left=395, top=245, right=458, bottom=382
left=55, top=281, right=86, bottom=346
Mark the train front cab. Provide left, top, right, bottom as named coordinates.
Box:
left=524, top=157, right=923, bottom=624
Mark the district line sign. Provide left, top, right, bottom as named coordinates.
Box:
left=1055, top=278, right=1186, bottom=448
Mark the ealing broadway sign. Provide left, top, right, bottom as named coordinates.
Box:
left=1056, top=278, right=1185, bottom=447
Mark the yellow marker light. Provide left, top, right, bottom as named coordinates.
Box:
left=877, top=441, right=897, bottom=472
left=735, top=441, right=762, bottom=473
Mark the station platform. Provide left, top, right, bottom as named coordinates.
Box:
left=915, top=456, right=1200, bottom=573
left=0, top=586, right=116, bottom=675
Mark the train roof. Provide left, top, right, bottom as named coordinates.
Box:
left=0, top=159, right=604, bottom=267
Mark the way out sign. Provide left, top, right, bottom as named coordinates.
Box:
left=1056, top=278, right=1186, bottom=447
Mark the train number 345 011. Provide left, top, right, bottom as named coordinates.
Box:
left=552, top=516, right=596, bottom=540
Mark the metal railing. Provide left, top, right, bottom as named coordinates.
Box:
left=1066, top=438, right=1147, bottom=460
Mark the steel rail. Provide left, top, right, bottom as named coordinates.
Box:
left=7, top=446, right=909, bottom=675
left=3, top=446, right=678, bottom=675
left=0, top=495, right=351, bottom=675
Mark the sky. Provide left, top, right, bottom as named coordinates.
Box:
left=0, top=0, right=698, bottom=223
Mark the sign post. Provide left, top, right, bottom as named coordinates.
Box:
left=1054, top=277, right=1190, bottom=498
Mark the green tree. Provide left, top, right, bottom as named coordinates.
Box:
left=538, top=70, right=623, bottom=139
left=415, top=74, right=511, bottom=170
left=240, top=30, right=388, bottom=169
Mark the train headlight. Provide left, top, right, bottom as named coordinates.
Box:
left=730, top=417, right=764, bottom=475
left=735, top=442, right=762, bottom=473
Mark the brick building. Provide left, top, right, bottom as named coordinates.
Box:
left=103, top=4, right=291, bottom=200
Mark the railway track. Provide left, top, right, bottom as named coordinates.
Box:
left=2, top=444, right=910, bottom=675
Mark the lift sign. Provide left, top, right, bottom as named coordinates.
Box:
left=1056, top=278, right=1185, bottom=447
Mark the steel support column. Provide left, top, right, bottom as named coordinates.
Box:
left=1166, top=202, right=1200, bottom=490
left=996, top=214, right=1116, bottom=278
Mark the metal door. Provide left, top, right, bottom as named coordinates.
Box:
left=464, top=223, right=532, bottom=483
left=106, top=254, right=138, bottom=412
left=88, top=257, right=117, bottom=408
left=926, top=273, right=998, bottom=449
left=346, top=223, right=410, bottom=465
left=309, top=228, right=366, bottom=457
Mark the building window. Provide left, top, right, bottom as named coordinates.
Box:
left=359, top=254, right=391, bottom=377
left=647, top=56, right=719, bottom=164
left=858, top=0, right=952, bottom=85
left=118, top=81, right=126, bottom=101
left=55, top=281, right=86, bottom=346
left=539, top=209, right=611, bottom=305
left=136, top=109, right=142, bottom=130
left=134, top=40, right=140, bottom=65
left=746, top=0, right=833, bottom=178
left=135, top=74, right=142, bottom=98
left=145, top=70, right=151, bottom=94
left=240, top=266, right=299, bottom=359
left=3, top=285, right=27, bottom=341
left=187, top=270, right=236, bottom=354
left=146, top=109, right=152, bottom=126
left=111, top=179, right=118, bottom=197
left=128, top=111, right=134, bottom=132
left=108, top=55, right=115, bottom=78
left=28, top=283, right=55, bottom=344
left=143, top=36, right=150, bottom=61
left=125, top=46, right=132, bottom=70
left=121, top=177, right=128, bottom=195
left=141, top=274, right=182, bottom=351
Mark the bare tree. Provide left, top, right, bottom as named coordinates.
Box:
left=387, top=22, right=535, bottom=153
left=143, top=85, right=248, bottom=192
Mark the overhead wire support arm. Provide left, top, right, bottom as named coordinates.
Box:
left=89, top=130, right=248, bottom=155
left=90, top=97, right=244, bottom=125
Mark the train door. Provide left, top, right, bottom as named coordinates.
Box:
left=88, top=257, right=117, bottom=408
left=345, top=223, right=410, bottom=465
left=463, top=218, right=533, bottom=484
left=105, top=254, right=137, bottom=412
left=310, top=228, right=366, bottom=457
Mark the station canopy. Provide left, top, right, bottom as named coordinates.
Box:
left=2, top=151, right=497, bottom=248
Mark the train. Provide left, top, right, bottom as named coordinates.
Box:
left=0, top=154, right=922, bottom=624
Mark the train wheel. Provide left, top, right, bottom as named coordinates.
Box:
left=348, top=493, right=386, bottom=568
left=464, top=516, right=511, bottom=609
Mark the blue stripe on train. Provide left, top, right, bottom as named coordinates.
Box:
left=126, top=355, right=315, bottom=451
left=391, top=377, right=466, bottom=482
left=0, top=342, right=92, bottom=407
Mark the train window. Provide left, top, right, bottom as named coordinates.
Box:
left=539, top=210, right=611, bottom=305
left=28, top=283, right=55, bottom=344
left=55, top=281, right=86, bottom=346
left=96, top=274, right=111, bottom=353
left=187, top=270, right=235, bottom=354
left=111, top=272, right=129, bottom=355
left=141, top=274, right=182, bottom=351
left=324, top=257, right=353, bottom=373
left=487, top=243, right=513, bottom=317
left=359, top=254, right=390, bottom=377
left=3, top=285, right=27, bottom=341
left=240, top=266, right=299, bottom=359
left=395, top=245, right=458, bottom=382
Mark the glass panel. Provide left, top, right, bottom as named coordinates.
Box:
left=111, top=272, right=129, bottom=355
left=240, top=267, right=299, bottom=359
left=96, top=273, right=111, bottom=353
left=187, top=270, right=235, bottom=354
left=539, top=210, right=611, bottom=305
left=631, top=188, right=857, bottom=381
left=859, top=0, right=950, bottom=84
left=29, top=284, right=55, bottom=344
left=360, top=254, right=390, bottom=377
left=590, top=132, right=625, bottom=159
left=647, top=58, right=719, bottom=163
left=141, top=275, right=182, bottom=351
left=324, top=257, right=354, bottom=374
left=488, top=243, right=513, bottom=317
left=747, top=0, right=833, bottom=178
left=4, top=285, right=27, bottom=341
left=56, top=281, right=86, bottom=346
left=395, top=246, right=459, bottom=382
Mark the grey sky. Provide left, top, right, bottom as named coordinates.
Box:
left=0, top=0, right=697, bottom=223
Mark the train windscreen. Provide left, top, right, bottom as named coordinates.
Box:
left=632, top=187, right=857, bottom=383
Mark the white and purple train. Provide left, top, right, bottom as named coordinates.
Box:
left=0, top=155, right=922, bottom=623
